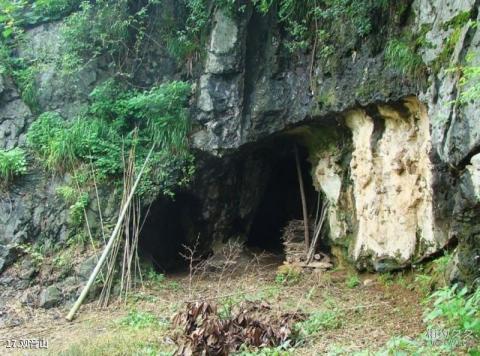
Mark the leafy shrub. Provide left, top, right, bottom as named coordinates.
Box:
left=17, top=243, right=44, bottom=268
left=457, top=51, right=480, bottom=104
left=56, top=185, right=90, bottom=226
left=425, top=285, right=480, bottom=337
left=0, top=147, right=27, bottom=184
left=144, top=267, right=166, bottom=284
left=59, top=0, right=131, bottom=73
left=378, top=272, right=394, bottom=286
left=376, top=336, right=426, bottom=355
left=68, top=192, right=89, bottom=227
left=28, top=80, right=193, bottom=199
left=58, top=0, right=172, bottom=74
left=56, top=185, right=78, bottom=204
left=254, top=0, right=390, bottom=59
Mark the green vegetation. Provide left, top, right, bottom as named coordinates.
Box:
left=32, top=0, right=81, bottom=22
left=0, top=1, right=81, bottom=110
left=59, top=0, right=133, bottom=73
left=372, top=284, right=480, bottom=355
left=236, top=345, right=291, bottom=356
left=67, top=192, right=89, bottom=227
left=295, top=309, right=342, bottom=340
left=345, top=273, right=360, bottom=289
left=385, top=39, right=426, bottom=76
left=144, top=268, right=166, bottom=284
left=425, top=285, right=480, bottom=338
left=17, top=242, right=44, bottom=268
left=0, top=147, right=27, bottom=185
left=432, top=13, right=475, bottom=74
left=120, top=309, right=165, bottom=330
left=253, top=0, right=392, bottom=62
left=457, top=51, right=480, bottom=104
left=27, top=80, right=194, bottom=198
left=275, top=264, right=302, bottom=285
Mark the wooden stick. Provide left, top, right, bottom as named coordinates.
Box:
left=294, top=144, right=310, bottom=253
left=65, top=145, right=155, bottom=321
left=307, top=200, right=329, bottom=264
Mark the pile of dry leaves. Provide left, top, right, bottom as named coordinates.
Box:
left=172, top=300, right=306, bottom=355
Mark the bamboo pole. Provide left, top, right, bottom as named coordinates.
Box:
left=294, top=144, right=310, bottom=253
left=307, top=200, right=329, bottom=264
left=65, top=145, right=155, bottom=321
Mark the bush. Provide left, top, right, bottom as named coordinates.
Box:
left=0, top=147, right=27, bottom=185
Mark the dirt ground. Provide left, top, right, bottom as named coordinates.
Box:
left=0, top=252, right=427, bottom=355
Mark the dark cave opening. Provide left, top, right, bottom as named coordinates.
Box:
left=246, top=143, right=318, bottom=253
left=138, top=192, right=201, bottom=272
left=138, top=137, right=322, bottom=271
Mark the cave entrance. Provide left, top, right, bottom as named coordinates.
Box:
left=138, top=192, right=201, bottom=272
left=246, top=142, right=318, bottom=253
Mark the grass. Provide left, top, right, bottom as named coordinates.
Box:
left=57, top=329, right=172, bottom=356
left=275, top=264, right=302, bottom=285
left=295, top=309, right=343, bottom=340
left=384, top=39, right=426, bottom=76
left=120, top=309, right=167, bottom=330
left=235, top=345, right=292, bottom=355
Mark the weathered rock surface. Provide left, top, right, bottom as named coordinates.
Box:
left=39, top=285, right=62, bottom=308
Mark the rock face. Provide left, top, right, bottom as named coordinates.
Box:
left=312, top=98, right=449, bottom=270
left=39, top=285, right=62, bottom=308
left=0, top=0, right=479, bottom=286
left=347, top=100, right=440, bottom=267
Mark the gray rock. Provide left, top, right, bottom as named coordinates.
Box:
left=206, top=9, right=242, bottom=74
left=19, top=258, right=37, bottom=280
left=77, top=255, right=99, bottom=281
left=39, top=285, right=62, bottom=308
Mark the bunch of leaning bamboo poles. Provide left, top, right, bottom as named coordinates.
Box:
left=66, top=140, right=155, bottom=321
left=98, top=141, right=145, bottom=307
